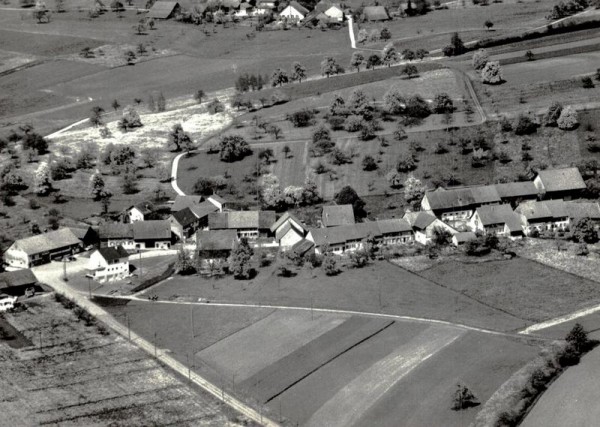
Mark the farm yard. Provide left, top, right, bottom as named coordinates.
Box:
left=0, top=294, right=248, bottom=426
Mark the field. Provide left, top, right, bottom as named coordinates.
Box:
left=0, top=294, right=248, bottom=426
left=418, top=257, right=600, bottom=322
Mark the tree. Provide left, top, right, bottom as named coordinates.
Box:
left=362, top=155, right=377, bottom=171
left=322, top=253, right=339, bottom=276
left=176, top=246, right=195, bottom=275
left=90, top=173, right=106, bottom=200
left=380, top=27, right=391, bottom=40
left=525, top=50, right=535, bottom=61
left=565, top=323, right=592, bottom=354
left=557, top=106, right=578, bottom=130
left=22, top=131, right=48, bottom=154
left=34, top=161, right=52, bottom=195
left=481, top=61, right=503, bottom=84
left=124, top=50, right=136, bottom=65
left=484, top=20, right=493, bottom=30
left=90, top=106, right=104, bottom=127
left=432, top=226, right=452, bottom=245
left=544, top=101, right=563, bottom=127
left=472, top=48, right=489, bottom=71
left=451, top=32, right=465, bottom=55
left=349, top=89, right=369, bottom=115
left=271, top=68, right=289, bottom=87
left=100, top=189, right=112, bottom=214
left=118, top=105, right=143, bottom=131
left=401, top=49, right=415, bottom=61
left=228, top=238, right=254, bottom=279
left=219, top=135, right=252, bottom=162
left=393, top=124, right=407, bottom=141
left=282, top=145, right=291, bottom=158
left=514, top=114, right=537, bottom=135
left=572, top=217, right=598, bottom=243
left=121, top=168, right=138, bottom=194
left=258, top=148, right=274, bottom=165
left=382, top=43, right=398, bottom=67
left=169, top=123, right=192, bottom=152
left=1, top=172, right=28, bottom=196
left=260, top=173, right=283, bottom=209
left=320, top=56, right=341, bottom=78
left=382, top=86, right=405, bottom=115
left=357, top=28, right=368, bottom=44
left=157, top=92, right=166, bottom=112
left=402, top=64, right=418, bottom=78
left=109, top=146, right=136, bottom=173
left=433, top=93, right=454, bottom=114
left=582, top=76, right=594, bottom=89
left=404, top=175, right=425, bottom=207
left=266, top=124, right=282, bottom=139
left=396, top=153, right=416, bottom=172
left=366, top=54, right=382, bottom=70
left=334, top=186, right=366, bottom=219
left=415, top=48, right=429, bottom=60
left=406, top=95, right=431, bottom=118
left=313, top=125, right=331, bottom=144
left=291, top=62, right=306, bottom=83
left=194, top=89, right=206, bottom=104
left=387, top=171, right=402, bottom=188
left=112, top=99, right=121, bottom=111
left=350, top=51, right=365, bottom=72
left=451, top=384, right=480, bottom=410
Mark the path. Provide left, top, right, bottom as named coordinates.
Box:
left=31, top=261, right=279, bottom=427
left=519, top=303, right=600, bottom=335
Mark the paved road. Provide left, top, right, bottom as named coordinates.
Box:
left=31, top=260, right=279, bottom=427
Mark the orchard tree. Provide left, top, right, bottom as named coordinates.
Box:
left=219, top=135, right=252, bottom=162
left=472, top=48, right=489, bottom=71
left=111, top=99, right=121, bottom=111
left=90, top=106, right=104, bottom=127
left=334, top=185, right=366, bottom=219
left=321, top=56, right=341, bottom=78
left=484, top=20, right=494, bottom=30
left=380, top=27, right=391, bottom=40
left=282, top=145, right=291, bottom=158
left=22, top=130, right=49, bottom=154
left=90, top=173, right=106, bottom=200
left=543, top=101, right=563, bottom=127
left=350, top=51, right=365, bottom=72
left=572, top=217, right=598, bottom=244
left=34, top=161, right=53, bottom=195
left=260, top=173, right=283, bottom=209
left=357, top=28, right=368, bottom=44
left=169, top=123, right=192, bottom=152
left=157, top=92, right=166, bottom=112
left=401, top=49, right=415, bottom=61
left=433, top=93, right=454, bottom=114
left=291, top=62, right=306, bottom=83
left=481, top=61, right=503, bottom=84
left=382, top=86, right=405, bottom=115
left=366, top=54, right=382, bottom=70
left=228, top=238, right=254, bottom=279
left=416, top=48, right=429, bottom=60
left=271, top=68, right=289, bottom=87
left=194, top=89, right=206, bottom=104
left=266, top=124, right=282, bottom=139
left=557, top=106, right=579, bottom=130
left=402, top=64, right=418, bottom=78
left=124, top=50, right=136, bottom=65
left=382, top=43, right=398, bottom=67
left=386, top=170, right=402, bottom=188
left=404, top=175, right=425, bottom=208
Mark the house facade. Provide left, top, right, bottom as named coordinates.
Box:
left=208, top=211, right=276, bottom=239
left=280, top=1, right=309, bottom=20
left=197, top=230, right=239, bottom=264
left=270, top=212, right=308, bottom=250
left=403, top=211, right=458, bottom=245
left=469, top=204, right=524, bottom=238
left=169, top=207, right=200, bottom=240
left=324, top=4, right=345, bottom=21
left=533, top=167, right=586, bottom=200
left=3, top=228, right=83, bottom=269
left=515, top=200, right=570, bottom=235
left=125, top=202, right=154, bottom=223
left=87, top=246, right=130, bottom=282
left=421, top=186, right=501, bottom=222
left=99, top=221, right=173, bottom=250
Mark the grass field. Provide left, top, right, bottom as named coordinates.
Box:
left=419, top=257, right=600, bottom=322
left=0, top=295, right=248, bottom=426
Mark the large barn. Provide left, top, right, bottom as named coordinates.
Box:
left=147, top=1, right=181, bottom=19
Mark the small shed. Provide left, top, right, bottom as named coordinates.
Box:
left=147, top=1, right=181, bottom=19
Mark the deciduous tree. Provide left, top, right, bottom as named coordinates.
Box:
left=350, top=51, right=365, bottom=72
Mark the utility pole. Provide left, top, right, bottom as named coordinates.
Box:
left=126, top=314, right=131, bottom=341
left=63, top=258, right=67, bottom=281
left=190, top=304, right=194, bottom=340
left=87, top=276, right=92, bottom=298
left=139, top=250, right=143, bottom=278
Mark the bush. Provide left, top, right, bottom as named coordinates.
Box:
left=544, top=101, right=563, bottom=126
left=322, top=253, right=339, bottom=276
left=481, top=61, right=503, bottom=84
left=582, top=76, right=595, bottom=89
left=206, top=99, right=225, bottom=114
left=451, top=384, right=480, bottom=410
left=472, top=48, right=489, bottom=70
left=362, top=155, right=377, bottom=171
left=556, top=106, right=578, bottom=130
left=304, top=253, right=322, bottom=267
left=344, top=115, right=363, bottom=132
left=219, top=135, right=251, bottom=162
left=514, top=114, right=537, bottom=135
left=288, top=109, right=315, bottom=127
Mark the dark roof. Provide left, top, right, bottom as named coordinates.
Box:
left=147, top=1, right=180, bottom=18
left=476, top=204, right=517, bottom=226
left=128, top=202, right=155, bottom=215
left=208, top=211, right=276, bottom=230
left=172, top=208, right=198, bottom=228
left=376, top=218, right=412, bottom=235
left=132, top=220, right=171, bottom=240
left=495, top=182, right=539, bottom=199
left=13, top=228, right=81, bottom=255
left=67, top=226, right=93, bottom=240
left=424, top=186, right=500, bottom=211
left=171, top=195, right=203, bottom=212
left=286, top=1, right=309, bottom=15
left=453, top=231, right=477, bottom=243
left=99, top=223, right=133, bottom=239
left=291, top=238, right=315, bottom=256
left=565, top=201, right=600, bottom=220
left=0, top=269, right=38, bottom=289
left=363, top=5, right=389, bottom=20
left=516, top=200, right=568, bottom=221
left=322, top=205, right=355, bottom=227
left=96, top=246, right=129, bottom=263
left=190, top=201, right=219, bottom=219
left=197, top=230, right=239, bottom=251
left=309, top=223, right=381, bottom=246
left=536, top=168, right=586, bottom=193
left=471, top=185, right=501, bottom=204
left=403, top=211, right=436, bottom=230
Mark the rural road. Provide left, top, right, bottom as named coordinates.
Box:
left=32, top=259, right=279, bottom=427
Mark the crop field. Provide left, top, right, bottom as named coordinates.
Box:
left=419, top=257, right=600, bottom=322
left=103, top=298, right=541, bottom=426
left=0, top=295, right=247, bottom=426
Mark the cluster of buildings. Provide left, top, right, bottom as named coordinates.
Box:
left=148, top=0, right=392, bottom=25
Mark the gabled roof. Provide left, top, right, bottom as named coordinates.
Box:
left=147, top=1, right=180, bottom=18
left=270, top=212, right=307, bottom=233
left=471, top=185, right=501, bottom=204
left=285, top=1, right=309, bottom=15
left=208, top=211, right=276, bottom=230
left=197, top=230, right=239, bottom=251
left=403, top=211, right=436, bottom=230
left=494, top=182, right=539, bottom=199
left=96, top=246, right=129, bottom=263
left=208, top=194, right=226, bottom=205
left=13, top=228, right=81, bottom=255
left=565, top=201, right=600, bottom=220
left=476, top=204, right=516, bottom=226
left=309, top=223, right=381, bottom=246
left=363, top=5, right=389, bottom=20
left=453, top=231, right=477, bottom=243
left=128, top=202, right=155, bottom=215
left=221, top=0, right=240, bottom=8
left=291, top=238, right=315, bottom=256
left=535, top=167, right=586, bottom=193
left=67, top=226, right=93, bottom=240
left=190, top=201, right=219, bottom=220
left=376, top=218, right=412, bottom=235
left=132, top=220, right=172, bottom=240
left=172, top=207, right=198, bottom=228
left=171, top=195, right=203, bottom=212
left=516, top=200, right=568, bottom=221
left=0, top=269, right=38, bottom=289
left=239, top=2, right=252, bottom=8
left=99, top=223, right=133, bottom=239
left=322, top=205, right=355, bottom=227
left=424, top=186, right=500, bottom=211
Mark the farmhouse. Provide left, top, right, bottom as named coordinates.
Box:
left=565, top=201, right=600, bottom=225
left=99, top=223, right=134, bottom=249
left=0, top=269, right=39, bottom=296
left=362, top=6, right=389, bottom=21
left=279, top=1, right=309, bottom=21
left=307, top=223, right=380, bottom=255
left=3, top=228, right=83, bottom=269
left=124, top=202, right=155, bottom=223
left=421, top=185, right=500, bottom=222
left=322, top=205, right=355, bottom=227
left=208, top=211, right=276, bottom=239
left=236, top=2, right=254, bottom=17
left=515, top=200, right=569, bottom=235
left=170, top=195, right=204, bottom=213
left=67, top=225, right=99, bottom=248
left=147, top=1, right=181, bottom=19
left=270, top=212, right=308, bottom=250
left=197, top=230, right=239, bottom=262
left=87, top=246, right=130, bottom=283
left=376, top=218, right=414, bottom=245
left=99, top=221, right=173, bottom=250
left=469, top=204, right=524, bottom=238
left=452, top=231, right=477, bottom=247
left=207, top=195, right=227, bottom=212
left=169, top=207, right=200, bottom=240
left=324, top=4, right=345, bottom=21
left=494, top=181, right=539, bottom=206
left=533, top=167, right=586, bottom=200
left=403, top=211, right=458, bottom=245
left=254, top=0, right=276, bottom=14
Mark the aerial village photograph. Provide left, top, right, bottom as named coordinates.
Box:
left=0, top=0, right=600, bottom=424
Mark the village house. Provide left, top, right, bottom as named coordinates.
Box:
left=99, top=221, right=173, bottom=250
left=207, top=195, right=227, bottom=212
left=0, top=269, right=39, bottom=296
left=452, top=231, right=477, bottom=247
left=279, top=1, right=309, bottom=21
left=420, top=185, right=500, bottom=222
left=515, top=200, right=570, bottom=235
left=324, top=4, right=345, bottom=21
left=235, top=2, right=254, bottom=17
left=170, top=195, right=204, bottom=213
left=254, top=0, right=276, bottom=15
left=86, top=246, right=130, bottom=283
left=494, top=181, right=539, bottom=206
left=67, top=225, right=100, bottom=248
left=533, top=167, right=586, bottom=200
left=3, top=228, right=83, bottom=269
left=307, top=222, right=381, bottom=255
left=565, top=201, right=600, bottom=226
left=208, top=211, right=276, bottom=239
left=197, top=230, right=239, bottom=264
left=99, top=223, right=134, bottom=249
left=147, top=1, right=181, bottom=19
left=169, top=207, right=200, bottom=240
left=321, top=204, right=355, bottom=227
left=469, top=204, right=524, bottom=238
left=124, top=202, right=155, bottom=223
left=191, top=201, right=219, bottom=227
left=403, top=211, right=458, bottom=245
left=270, top=212, right=308, bottom=250
left=376, top=218, right=414, bottom=245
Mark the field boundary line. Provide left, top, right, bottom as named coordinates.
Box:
left=520, top=303, right=600, bottom=335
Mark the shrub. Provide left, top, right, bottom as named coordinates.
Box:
left=481, top=61, right=503, bottom=84
left=451, top=384, right=480, bottom=410
left=556, top=106, right=578, bottom=130
left=362, top=155, right=377, bottom=171
left=219, top=135, right=251, bottom=162
left=543, top=101, right=563, bottom=126
left=582, top=76, right=594, bottom=89
left=304, top=253, right=322, bottom=267
left=472, top=48, right=489, bottom=70
left=322, top=253, right=339, bottom=276
left=288, top=109, right=315, bottom=127
left=514, top=114, right=537, bottom=135
left=344, top=115, right=363, bottom=132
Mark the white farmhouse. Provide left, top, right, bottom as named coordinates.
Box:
left=279, top=1, right=309, bottom=21
left=403, top=211, right=458, bottom=245
left=87, top=246, right=130, bottom=282
left=324, top=4, right=345, bottom=21
left=270, top=212, right=308, bottom=250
